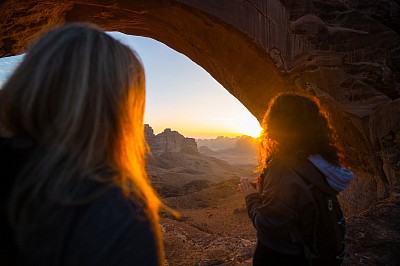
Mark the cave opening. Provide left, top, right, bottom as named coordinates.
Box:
left=109, top=32, right=262, bottom=140
left=99, top=32, right=263, bottom=200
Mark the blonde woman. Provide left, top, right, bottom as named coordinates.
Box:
left=0, top=24, right=163, bottom=265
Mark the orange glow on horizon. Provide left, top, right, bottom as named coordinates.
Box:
left=148, top=115, right=263, bottom=139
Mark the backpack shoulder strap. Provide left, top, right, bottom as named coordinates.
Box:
left=275, top=157, right=337, bottom=196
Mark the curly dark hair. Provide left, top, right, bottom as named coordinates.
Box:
left=258, top=92, right=341, bottom=168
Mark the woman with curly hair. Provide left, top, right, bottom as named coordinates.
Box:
left=239, top=93, right=354, bottom=265
left=0, top=24, right=165, bottom=265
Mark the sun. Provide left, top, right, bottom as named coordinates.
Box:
left=234, top=115, right=263, bottom=138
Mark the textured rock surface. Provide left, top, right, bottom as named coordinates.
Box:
left=145, top=125, right=199, bottom=155
left=1, top=0, right=399, bottom=220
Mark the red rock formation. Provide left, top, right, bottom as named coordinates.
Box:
left=145, top=126, right=199, bottom=155
left=1, top=0, right=399, bottom=212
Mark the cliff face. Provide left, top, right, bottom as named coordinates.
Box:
left=0, top=0, right=399, bottom=212
left=145, top=125, right=199, bottom=156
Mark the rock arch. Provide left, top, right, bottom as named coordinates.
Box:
left=1, top=0, right=399, bottom=212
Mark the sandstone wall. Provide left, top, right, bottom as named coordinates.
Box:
left=145, top=125, right=199, bottom=156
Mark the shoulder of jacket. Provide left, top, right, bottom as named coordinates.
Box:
left=267, top=157, right=313, bottom=188
left=267, top=158, right=296, bottom=177
left=260, top=159, right=302, bottom=192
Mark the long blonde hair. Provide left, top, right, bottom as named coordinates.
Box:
left=0, top=23, right=163, bottom=261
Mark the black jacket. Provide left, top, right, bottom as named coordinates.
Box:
left=245, top=157, right=323, bottom=256
left=0, top=137, right=160, bottom=265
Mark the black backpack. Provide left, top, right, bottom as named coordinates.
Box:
left=278, top=157, right=346, bottom=265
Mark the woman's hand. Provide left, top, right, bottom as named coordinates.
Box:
left=238, top=177, right=258, bottom=197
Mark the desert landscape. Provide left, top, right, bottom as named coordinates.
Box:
left=145, top=125, right=259, bottom=265
left=146, top=125, right=400, bottom=266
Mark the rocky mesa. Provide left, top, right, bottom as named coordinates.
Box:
left=145, top=125, right=258, bottom=198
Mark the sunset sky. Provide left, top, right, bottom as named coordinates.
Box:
left=0, top=32, right=262, bottom=139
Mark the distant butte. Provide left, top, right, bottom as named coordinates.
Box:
left=145, top=125, right=199, bottom=156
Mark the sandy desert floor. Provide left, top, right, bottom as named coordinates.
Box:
left=162, top=178, right=256, bottom=266
left=160, top=179, right=400, bottom=266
